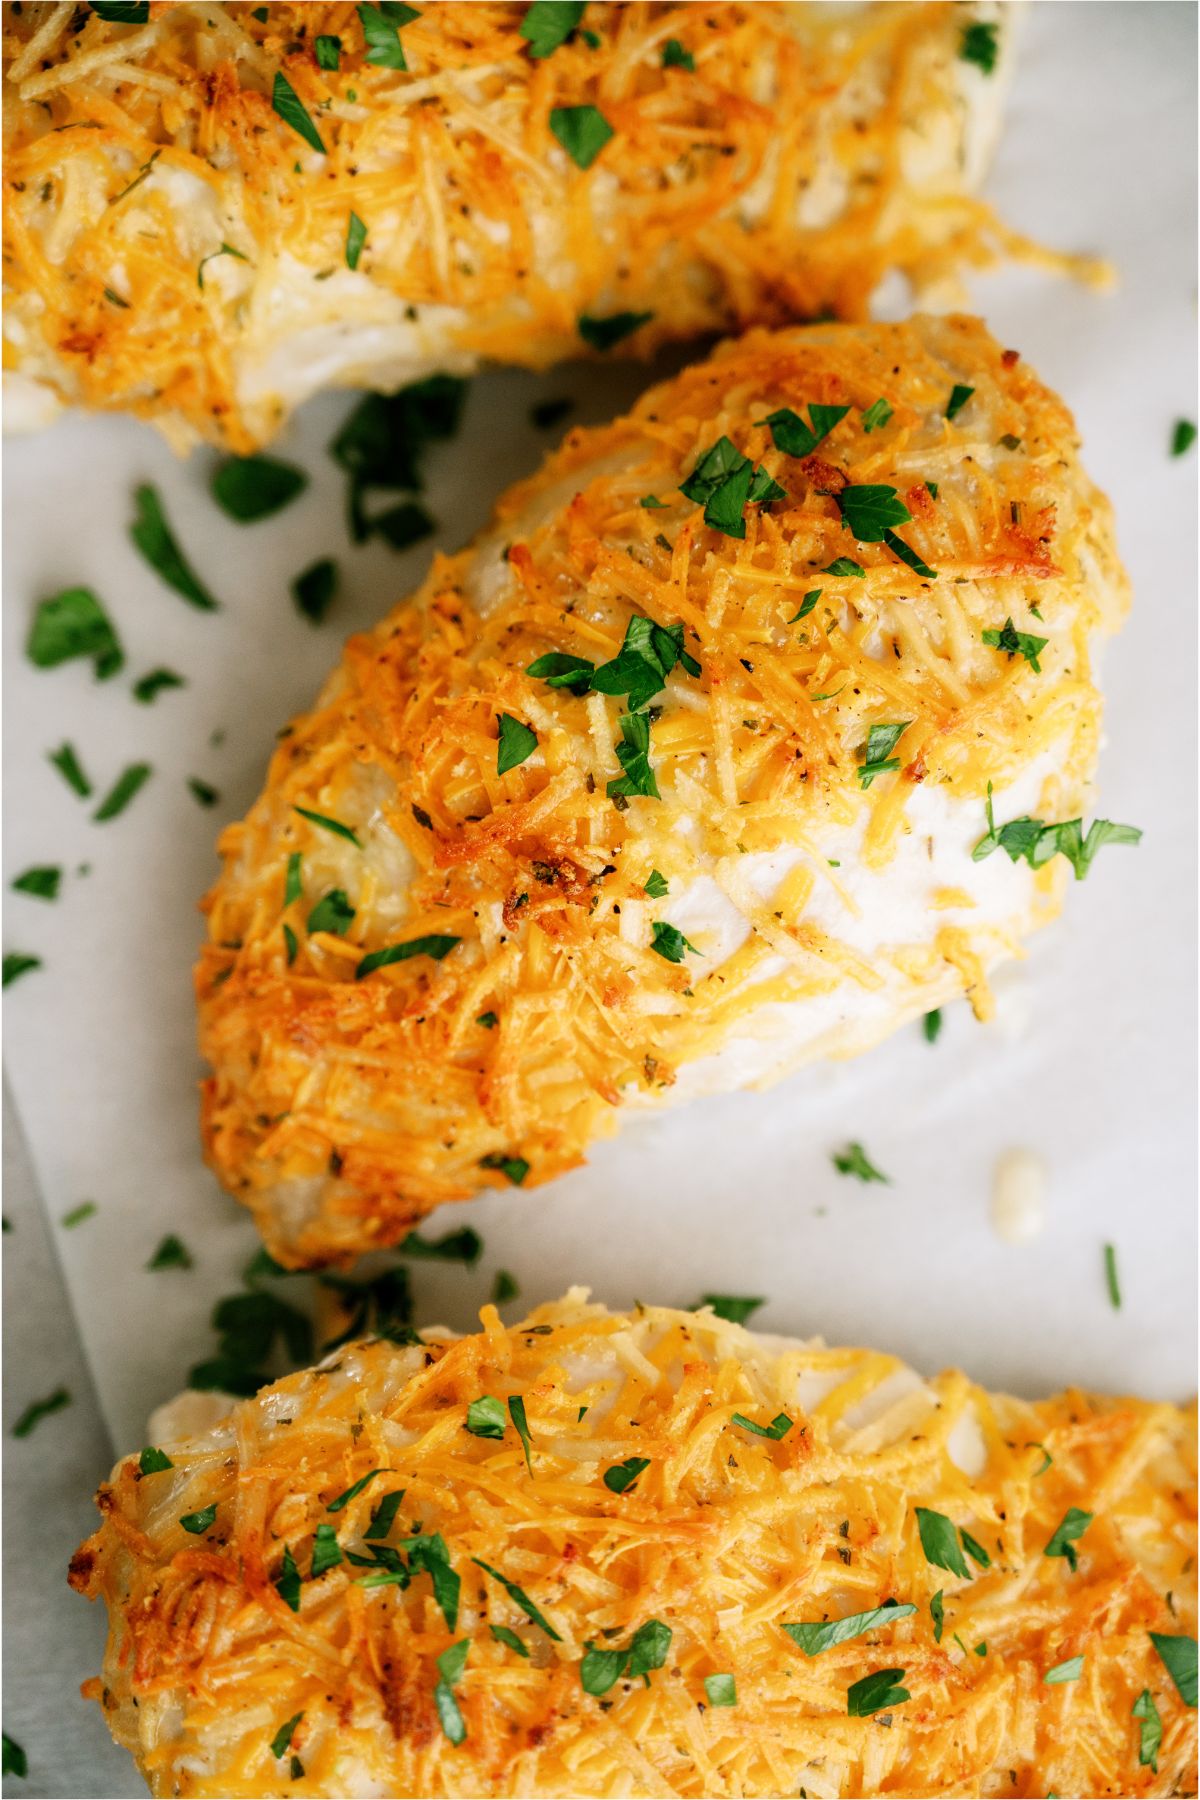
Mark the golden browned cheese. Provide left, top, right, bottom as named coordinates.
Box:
left=197, top=315, right=1129, bottom=1267
left=2, top=0, right=1020, bottom=448
left=72, top=1295, right=1197, bottom=1798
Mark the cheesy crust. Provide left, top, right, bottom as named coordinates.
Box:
left=71, top=1293, right=1198, bottom=1798
left=2, top=0, right=1022, bottom=449
left=197, top=315, right=1130, bottom=1266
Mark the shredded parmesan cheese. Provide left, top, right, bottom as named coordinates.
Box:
left=71, top=1294, right=1198, bottom=1797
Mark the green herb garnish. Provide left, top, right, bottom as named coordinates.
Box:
left=147, top=1233, right=192, bottom=1271
left=346, top=210, right=367, bottom=269
left=479, top=1152, right=530, bottom=1185
left=275, top=1544, right=302, bottom=1611
left=578, top=311, right=653, bottom=351
left=832, top=1141, right=889, bottom=1183
left=982, top=617, right=1048, bottom=670
left=94, top=761, right=151, bottom=822
left=680, top=436, right=785, bottom=538
left=581, top=1619, right=672, bottom=1694
left=643, top=869, right=669, bottom=899
left=1171, top=419, right=1197, bottom=457
left=272, top=71, right=325, bottom=152
left=327, top=1469, right=386, bottom=1513
left=2, top=954, right=41, bottom=988
left=839, top=484, right=911, bottom=542
left=860, top=398, right=892, bottom=433
left=959, top=20, right=999, bottom=74
left=473, top=1557, right=562, bottom=1639
left=603, top=1457, right=650, bottom=1494
left=212, top=455, right=307, bottom=523
left=1133, top=1689, right=1162, bottom=1771
left=434, top=1639, right=468, bottom=1744
left=972, top=784, right=1142, bottom=879
left=731, top=1411, right=792, bottom=1440
left=915, top=1507, right=970, bottom=1578
left=12, top=1388, right=70, bottom=1437
left=497, top=712, right=537, bottom=775
left=138, top=1446, right=173, bottom=1474
left=130, top=484, right=218, bottom=610
left=549, top=103, right=613, bottom=169
left=197, top=241, right=248, bottom=290
left=1104, top=1242, right=1121, bottom=1310
left=466, top=1396, right=507, bottom=1438
left=1044, top=1655, right=1084, bottom=1684
left=608, top=709, right=659, bottom=800
left=823, top=557, right=864, bottom=577
left=316, top=34, right=342, bottom=69
left=310, top=1521, right=343, bottom=1577
left=783, top=1600, right=915, bottom=1656
left=759, top=403, right=849, bottom=459
left=946, top=383, right=975, bottom=420
left=508, top=1395, right=534, bottom=1473
left=270, top=1714, right=304, bottom=1760
left=27, top=587, right=123, bottom=679
left=521, top=1, right=585, bottom=57
left=1149, top=1632, right=1197, bottom=1707
left=13, top=867, right=61, bottom=901
left=133, top=667, right=184, bottom=702
left=697, top=1294, right=762, bottom=1324
left=923, top=1009, right=942, bottom=1043
left=492, top=1269, right=519, bottom=1303
left=649, top=920, right=700, bottom=963
left=662, top=37, right=694, bottom=69
left=307, top=889, right=355, bottom=936
left=846, top=1667, right=910, bottom=1716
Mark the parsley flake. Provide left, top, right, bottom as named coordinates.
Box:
left=982, top=617, right=1048, bottom=670
left=13, top=867, right=61, bottom=902
left=759, top=403, right=849, bottom=459
left=1171, top=419, right=1197, bottom=457
left=1044, top=1655, right=1084, bottom=1685
left=133, top=666, right=184, bottom=702
left=1149, top=1632, right=1197, bottom=1707
left=549, top=104, right=613, bottom=169
left=12, top=1388, right=70, bottom=1437
left=960, top=20, right=999, bottom=73
left=946, top=383, right=975, bottom=420
left=212, top=455, right=307, bottom=523
left=138, top=1446, right=173, bottom=1474
left=520, top=1, right=585, bottom=57
left=180, top=1504, right=217, bottom=1535
left=832, top=1141, right=890, bottom=1183
left=130, top=484, right=218, bottom=610
left=346, top=210, right=367, bottom=270
left=846, top=1667, right=910, bottom=1716
left=497, top=712, right=537, bottom=775
left=603, top=1456, right=649, bottom=1494
left=783, top=1600, right=916, bottom=1656
left=860, top=398, right=892, bottom=433
left=272, top=71, right=325, bottom=153
left=662, top=37, right=694, bottom=69
left=466, top=1396, right=507, bottom=1438
left=578, top=311, right=653, bottom=351
left=27, top=587, right=123, bottom=680
left=270, top=1714, right=303, bottom=1760
left=705, top=1672, right=736, bottom=1705
left=147, top=1233, right=192, bottom=1271
left=608, top=709, right=659, bottom=800
left=650, top=920, right=700, bottom=963
left=197, top=241, right=248, bottom=290
left=1133, top=1689, right=1162, bottom=1771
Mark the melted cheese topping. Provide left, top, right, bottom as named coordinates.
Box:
left=197, top=314, right=1129, bottom=1266
left=2, top=0, right=1038, bottom=450
left=71, top=1292, right=1198, bottom=1798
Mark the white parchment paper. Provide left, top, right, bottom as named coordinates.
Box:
left=3, top=2, right=1196, bottom=1468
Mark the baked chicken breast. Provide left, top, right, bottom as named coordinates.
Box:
left=197, top=315, right=1133, bottom=1266
left=2, top=0, right=1017, bottom=448
left=71, top=1293, right=1198, bottom=1798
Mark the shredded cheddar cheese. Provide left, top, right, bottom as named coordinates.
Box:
left=197, top=315, right=1129, bottom=1266
left=4, top=0, right=1031, bottom=449
left=71, top=1293, right=1198, bottom=1797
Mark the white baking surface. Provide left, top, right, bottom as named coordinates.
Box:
left=3, top=0, right=1196, bottom=1510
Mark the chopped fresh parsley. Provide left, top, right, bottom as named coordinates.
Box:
left=960, top=1529, right=991, bottom=1570
left=293, top=805, right=360, bottom=845
left=759, top=403, right=850, bottom=459
left=365, top=1490, right=405, bottom=1540
left=191, top=1285, right=313, bottom=1394
left=662, top=37, right=694, bottom=69
left=591, top=614, right=700, bottom=710
left=982, top=617, right=1048, bottom=670
left=1044, top=1655, right=1084, bottom=1685
left=972, top=784, right=1142, bottom=879
left=649, top=920, right=700, bottom=963
left=697, top=1294, right=763, bottom=1324
left=839, top=484, right=911, bottom=542
left=196, top=241, right=248, bottom=290
left=549, top=103, right=613, bottom=169
left=212, top=455, right=307, bottom=523
left=915, top=1507, right=971, bottom=1578
left=91, top=2, right=150, bottom=19
left=960, top=20, right=999, bottom=74
left=578, top=311, right=653, bottom=351
left=473, top=1557, right=562, bottom=1639
left=608, top=709, right=659, bottom=800
left=526, top=650, right=594, bottom=693
left=283, top=924, right=299, bottom=964
left=316, top=34, right=342, bottom=69
left=639, top=494, right=667, bottom=508
left=332, top=375, right=465, bottom=540
left=946, top=383, right=975, bottom=420
left=1, top=1735, right=26, bottom=1779
left=531, top=397, right=573, bottom=430
left=467, top=1396, right=507, bottom=1438
left=581, top=1619, right=672, bottom=1695
left=783, top=1600, right=915, bottom=1656
left=1133, top=1689, right=1162, bottom=1771
left=643, top=869, right=669, bottom=899
left=603, top=1456, right=650, bottom=1494
left=930, top=1590, right=945, bottom=1642
left=179, top=1504, right=217, bottom=1535
left=497, top=712, right=538, bottom=775
left=520, top=0, right=584, bottom=57
left=477, top=1010, right=499, bottom=1030
left=846, top=1667, right=910, bottom=1717
left=1149, top=1632, right=1197, bottom=1707
left=789, top=588, right=822, bottom=622
left=2, top=954, right=41, bottom=989
left=138, top=1445, right=173, bottom=1474
left=1171, top=419, right=1197, bottom=457
left=307, top=888, right=355, bottom=936
left=398, top=1225, right=482, bottom=1263
left=374, top=499, right=436, bottom=550
left=832, top=1141, right=890, bottom=1183
left=12, top=1388, right=70, bottom=1437
left=392, top=1532, right=459, bottom=1629
left=13, top=866, right=61, bottom=901
left=147, top=1233, right=193, bottom=1271
left=857, top=720, right=910, bottom=789
left=61, top=1200, right=97, bottom=1227
left=187, top=777, right=219, bottom=808
left=1104, top=1242, right=1121, bottom=1310
left=272, top=71, right=325, bottom=152
left=731, top=1411, right=792, bottom=1440
left=923, top=1008, right=942, bottom=1044
left=704, top=1672, right=736, bottom=1705
left=94, top=762, right=152, bottom=822
left=824, top=556, right=864, bottom=577
left=130, top=484, right=218, bottom=610
left=434, top=1639, right=468, bottom=1744
left=310, top=1522, right=343, bottom=1578
left=884, top=530, right=937, bottom=578
left=133, top=666, right=184, bottom=702
left=479, top=1152, right=530, bottom=1185
left=327, top=1469, right=386, bottom=1512
left=27, top=587, right=123, bottom=679
left=293, top=558, right=337, bottom=624
left=275, top=1544, right=302, bottom=1611
left=861, top=398, right=892, bottom=433
left=359, top=1, right=419, bottom=69
left=681, top=435, right=785, bottom=538
left=492, top=1269, right=519, bottom=1303
left=926, top=480, right=939, bottom=499
left=508, top=1395, right=534, bottom=1474
left=346, top=210, right=367, bottom=270
left=270, top=1714, right=303, bottom=1760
